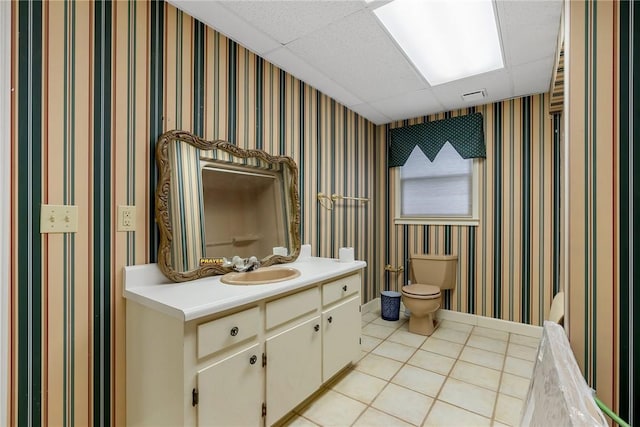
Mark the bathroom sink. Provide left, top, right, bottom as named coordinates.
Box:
left=220, top=266, right=301, bottom=285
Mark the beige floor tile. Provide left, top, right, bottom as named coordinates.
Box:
left=331, top=369, right=387, bottom=404
left=509, top=334, right=540, bottom=348
left=372, top=316, right=407, bottom=329
left=281, top=415, right=320, bottom=427
left=431, top=327, right=470, bottom=344
left=438, top=320, right=474, bottom=333
left=450, top=360, right=501, bottom=391
left=362, top=312, right=379, bottom=323
left=362, top=323, right=397, bottom=340
left=472, top=326, right=509, bottom=341
left=361, top=335, right=383, bottom=352
left=503, top=356, right=534, bottom=379
left=467, top=335, right=508, bottom=354
left=391, top=364, right=446, bottom=397
left=299, top=389, right=366, bottom=426
left=353, top=407, right=414, bottom=427
left=372, top=383, right=434, bottom=425
left=438, top=378, right=497, bottom=418
left=494, top=394, right=524, bottom=426
left=423, top=400, right=492, bottom=426
left=408, top=350, right=456, bottom=376
left=355, top=353, right=404, bottom=381
left=459, top=346, right=505, bottom=371
left=387, top=329, right=428, bottom=348
left=507, top=342, right=537, bottom=362
left=500, top=373, right=531, bottom=399
left=492, top=422, right=511, bottom=427
left=362, top=319, right=370, bottom=328
left=421, top=337, right=463, bottom=359
left=372, top=341, right=418, bottom=362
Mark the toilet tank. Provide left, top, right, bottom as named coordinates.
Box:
left=409, top=254, right=458, bottom=290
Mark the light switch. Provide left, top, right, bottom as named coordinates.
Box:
left=118, top=205, right=136, bottom=232
left=40, top=204, right=78, bottom=233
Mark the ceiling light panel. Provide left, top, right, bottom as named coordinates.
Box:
left=374, top=0, right=505, bottom=86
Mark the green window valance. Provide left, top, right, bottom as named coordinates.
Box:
left=388, top=112, right=486, bottom=167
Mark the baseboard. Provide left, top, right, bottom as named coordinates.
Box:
left=436, top=309, right=543, bottom=338
left=361, top=297, right=380, bottom=314
left=362, top=299, right=543, bottom=338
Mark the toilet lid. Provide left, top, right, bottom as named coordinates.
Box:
left=403, top=284, right=440, bottom=296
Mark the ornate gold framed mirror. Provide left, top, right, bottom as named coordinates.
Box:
left=155, top=130, right=301, bottom=282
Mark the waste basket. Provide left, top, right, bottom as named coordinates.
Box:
left=380, top=291, right=402, bottom=321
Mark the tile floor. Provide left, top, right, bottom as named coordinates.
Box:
left=283, top=308, right=540, bottom=427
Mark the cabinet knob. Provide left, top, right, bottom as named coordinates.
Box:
left=328, top=316, right=333, bottom=324
left=249, top=355, right=257, bottom=365
left=314, top=324, right=320, bottom=332
left=342, top=285, right=347, bottom=292
left=230, top=326, right=239, bottom=336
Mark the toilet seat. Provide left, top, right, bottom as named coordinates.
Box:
left=402, top=284, right=441, bottom=299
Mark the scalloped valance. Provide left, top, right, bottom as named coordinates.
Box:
left=388, top=113, right=486, bottom=167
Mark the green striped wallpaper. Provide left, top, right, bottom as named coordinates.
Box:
left=383, top=98, right=560, bottom=327
left=9, top=1, right=380, bottom=425
left=567, top=0, right=637, bottom=423
left=619, top=1, right=639, bottom=421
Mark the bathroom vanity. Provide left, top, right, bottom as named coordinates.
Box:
left=124, top=257, right=365, bottom=426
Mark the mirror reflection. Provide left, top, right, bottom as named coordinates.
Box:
left=201, top=161, right=290, bottom=261
left=155, top=130, right=301, bottom=282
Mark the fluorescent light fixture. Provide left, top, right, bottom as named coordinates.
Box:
left=374, top=0, right=504, bottom=86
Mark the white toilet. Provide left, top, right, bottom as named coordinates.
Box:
left=401, top=253, right=458, bottom=336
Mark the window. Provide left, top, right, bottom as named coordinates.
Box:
left=395, top=143, right=479, bottom=225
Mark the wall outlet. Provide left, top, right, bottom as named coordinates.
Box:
left=117, top=205, right=136, bottom=232
left=40, top=204, right=78, bottom=233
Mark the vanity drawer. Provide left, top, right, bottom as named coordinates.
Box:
left=322, top=274, right=360, bottom=306
left=266, top=287, right=319, bottom=330
left=197, top=306, right=259, bottom=359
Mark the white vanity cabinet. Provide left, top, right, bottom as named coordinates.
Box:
left=197, top=343, right=264, bottom=426
left=125, top=268, right=363, bottom=427
left=321, top=274, right=362, bottom=382
left=266, top=316, right=322, bottom=425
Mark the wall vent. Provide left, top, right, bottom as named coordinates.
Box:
left=461, top=89, right=487, bottom=102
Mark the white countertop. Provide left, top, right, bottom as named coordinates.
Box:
left=123, top=257, right=367, bottom=321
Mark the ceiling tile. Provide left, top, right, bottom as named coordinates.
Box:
left=431, top=68, right=514, bottom=111
left=511, top=56, right=555, bottom=95
left=499, top=0, right=562, bottom=66
left=348, top=103, right=391, bottom=125
left=286, top=9, right=425, bottom=103
left=168, top=0, right=281, bottom=55
left=265, top=47, right=363, bottom=107
left=369, top=89, right=446, bottom=122
left=221, top=1, right=365, bottom=45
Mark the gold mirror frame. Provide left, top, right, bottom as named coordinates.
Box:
left=155, top=130, right=301, bottom=282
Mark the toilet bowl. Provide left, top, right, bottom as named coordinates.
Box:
left=401, top=284, right=441, bottom=335
left=401, top=254, right=458, bottom=336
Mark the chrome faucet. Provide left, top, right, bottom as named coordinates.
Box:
left=231, top=256, right=261, bottom=272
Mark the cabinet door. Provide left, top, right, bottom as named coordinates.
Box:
left=322, top=296, right=361, bottom=382
left=197, top=343, right=263, bottom=427
left=266, top=316, right=322, bottom=425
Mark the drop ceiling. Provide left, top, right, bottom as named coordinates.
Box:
left=168, top=0, right=563, bottom=125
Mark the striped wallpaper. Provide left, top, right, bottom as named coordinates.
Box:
left=619, top=1, right=639, bottom=422
left=382, top=97, right=562, bottom=327
left=9, top=1, right=380, bottom=425
left=567, top=0, right=636, bottom=423
left=10, top=0, right=637, bottom=426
